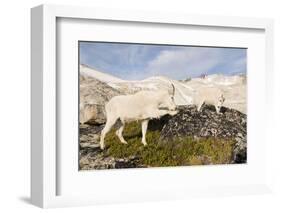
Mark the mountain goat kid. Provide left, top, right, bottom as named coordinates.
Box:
left=194, top=87, right=225, bottom=114
left=99, top=85, right=177, bottom=150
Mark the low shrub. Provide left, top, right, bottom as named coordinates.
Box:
left=104, top=121, right=235, bottom=167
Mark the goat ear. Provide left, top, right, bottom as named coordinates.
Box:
left=171, top=83, right=175, bottom=97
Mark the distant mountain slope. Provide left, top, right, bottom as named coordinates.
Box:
left=186, top=75, right=247, bottom=113
left=79, top=65, right=246, bottom=124
left=80, top=65, right=196, bottom=105
left=80, top=64, right=125, bottom=83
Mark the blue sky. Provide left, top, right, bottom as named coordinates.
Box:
left=79, top=42, right=247, bottom=80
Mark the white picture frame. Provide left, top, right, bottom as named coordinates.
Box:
left=31, top=4, right=274, bottom=208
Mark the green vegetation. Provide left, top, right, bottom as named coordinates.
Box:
left=104, top=121, right=235, bottom=167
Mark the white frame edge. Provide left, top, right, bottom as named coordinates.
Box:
left=31, top=4, right=274, bottom=208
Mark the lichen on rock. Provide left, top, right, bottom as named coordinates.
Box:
left=157, top=105, right=247, bottom=163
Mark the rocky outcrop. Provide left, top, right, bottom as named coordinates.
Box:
left=158, top=105, right=247, bottom=163
left=80, top=75, right=122, bottom=124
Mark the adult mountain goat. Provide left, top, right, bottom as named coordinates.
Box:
left=99, top=84, right=178, bottom=150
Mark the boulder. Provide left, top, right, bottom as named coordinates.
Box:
left=80, top=104, right=106, bottom=125
left=158, top=105, right=247, bottom=163
left=80, top=74, right=122, bottom=124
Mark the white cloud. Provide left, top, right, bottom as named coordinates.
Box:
left=146, top=47, right=222, bottom=79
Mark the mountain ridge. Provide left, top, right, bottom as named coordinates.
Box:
left=80, top=64, right=246, bottom=107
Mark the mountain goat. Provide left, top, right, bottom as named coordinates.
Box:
left=99, top=85, right=177, bottom=150
left=194, top=87, right=225, bottom=114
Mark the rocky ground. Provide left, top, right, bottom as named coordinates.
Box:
left=79, top=104, right=247, bottom=170
left=79, top=124, right=142, bottom=170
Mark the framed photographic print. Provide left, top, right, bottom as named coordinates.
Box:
left=31, top=4, right=274, bottom=208
left=78, top=42, right=247, bottom=170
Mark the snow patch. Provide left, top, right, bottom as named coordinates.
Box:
left=80, top=64, right=125, bottom=83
